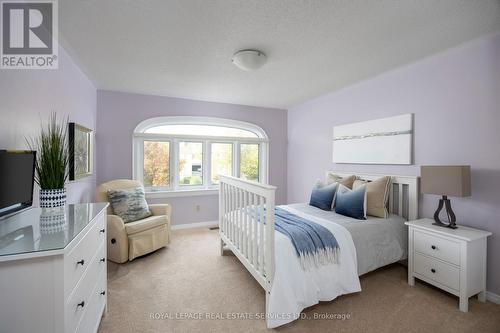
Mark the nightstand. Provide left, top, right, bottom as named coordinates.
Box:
left=405, top=218, right=492, bottom=312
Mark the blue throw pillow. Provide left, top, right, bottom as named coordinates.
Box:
left=335, top=184, right=367, bottom=220
left=309, top=181, right=338, bottom=211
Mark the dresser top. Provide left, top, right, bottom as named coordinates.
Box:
left=0, top=203, right=108, bottom=258
left=405, top=218, right=492, bottom=241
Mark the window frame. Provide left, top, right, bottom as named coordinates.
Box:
left=209, top=141, right=234, bottom=186
left=178, top=140, right=204, bottom=188
left=239, top=142, right=261, bottom=182
left=137, top=138, right=173, bottom=191
left=133, top=117, right=269, bottom=198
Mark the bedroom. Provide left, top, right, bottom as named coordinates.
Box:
left=0, top=1, right=499, bottom=332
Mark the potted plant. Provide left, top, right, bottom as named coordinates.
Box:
left=27, top=113, right=69, bottom=210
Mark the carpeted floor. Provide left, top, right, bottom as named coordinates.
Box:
left=98, top=228, right=500, bottom=333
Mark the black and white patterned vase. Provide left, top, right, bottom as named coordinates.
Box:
left=40, top=188, right=67, bottom=210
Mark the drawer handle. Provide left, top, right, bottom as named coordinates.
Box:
left=100, top=291, right=106, bottom=296
left=100, top=228, right=105, bottom=233
left=431, top=268, right=436, bottom=274
left=77, top=259, right=85, bottom=266
left=100, top=257, right=106, bottom=263
left=431, top=245, right=437, bottom=250
left=77, top=301, right=85, bottom=309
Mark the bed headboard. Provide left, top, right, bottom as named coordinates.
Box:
left=326, top=171, right=419, bottom=221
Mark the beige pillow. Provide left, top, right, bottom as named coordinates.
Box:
left=352, top=176, right=391, bottom=218
left=326, top=173, right=356, bottom=209
left=326, top=173, right=356, bottom=189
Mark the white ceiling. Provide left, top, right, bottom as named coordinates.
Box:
left=60, top=0, right=500, bottom=109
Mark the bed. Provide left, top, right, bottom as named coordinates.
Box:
left=218, top=172, right=419, bottom=328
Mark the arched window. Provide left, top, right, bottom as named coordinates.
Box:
left=133, top=117, right=269, bottom=196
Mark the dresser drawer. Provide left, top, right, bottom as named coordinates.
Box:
left=76, top=268, right=107, bottom=333
left=66, top=243, right=106, bottom=333
left=414, top=230, right=460, bottom=265
left=65, top=212, right=106, bottom=298
left=414, top=253, right=460, bottom=291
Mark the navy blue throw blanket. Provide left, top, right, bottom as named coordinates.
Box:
left=273, top=207, right=340, bottom=269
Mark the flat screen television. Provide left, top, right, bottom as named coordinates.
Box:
left=0, top=150, right=36, bottom=218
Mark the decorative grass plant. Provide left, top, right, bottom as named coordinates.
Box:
left=27, top=113, right=69, bottom=190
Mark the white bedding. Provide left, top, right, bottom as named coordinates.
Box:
left=287, top=203, right=408, bottom=275
left=267, top=204, right=407, bottom=328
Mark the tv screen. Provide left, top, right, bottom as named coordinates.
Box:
left=0, top=150, right=36, bottom=217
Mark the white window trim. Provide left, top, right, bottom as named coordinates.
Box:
left=133, top=116, right=269, bottom=198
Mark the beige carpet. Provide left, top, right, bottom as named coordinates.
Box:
left=98, top=228, right=500, bottom=333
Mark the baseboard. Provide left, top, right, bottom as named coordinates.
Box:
left=171, top=220, right=218, bottom=230
left=486, top=291, right=500, bottom=304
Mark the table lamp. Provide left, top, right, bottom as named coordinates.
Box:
left=420, top=165, right=471, bottom=229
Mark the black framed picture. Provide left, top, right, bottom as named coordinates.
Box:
left=69, top=123, right=93, bottom=180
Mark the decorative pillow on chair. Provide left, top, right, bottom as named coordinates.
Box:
left=309, top=180, right=338, bottom=211
left=353, top=176, right=391, bottom=218
left=335, top=184, right=367, bottom=220
left=107, top=187, right=152, bottom=223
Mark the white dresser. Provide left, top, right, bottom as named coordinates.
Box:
left=406, top=218, right=492, bottom=312
left=0, top=203, right=108, bottom=333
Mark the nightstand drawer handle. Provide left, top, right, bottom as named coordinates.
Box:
left=100, top=291, right=106, bottom=296
left=77, top=259, right=85, bottom=266
left=431, top=268, right=436, bottom=273
left=77, top=301, right=85, bottom=309
left=431, top=245, right=437, bottom=250
left=100, top=257, right=106, bottom=263
left=100, top=228, right=105, bottom=233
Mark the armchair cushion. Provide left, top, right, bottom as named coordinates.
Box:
left=107, top=187, right=152, bottom=223
left=124, top=215, right=168, bottom=235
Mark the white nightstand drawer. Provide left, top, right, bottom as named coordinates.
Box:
left=414, top=253, right=460, bottom=291
left=414, top=230, right=460, bottom=265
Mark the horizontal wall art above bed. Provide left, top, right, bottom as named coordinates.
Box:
left=333, top=113, right=413, bottom=165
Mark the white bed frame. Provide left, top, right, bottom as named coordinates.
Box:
left=218, top=172, right=419, bottom=314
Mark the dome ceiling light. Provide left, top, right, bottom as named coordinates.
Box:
left=231, top=49, right=267, bottom=71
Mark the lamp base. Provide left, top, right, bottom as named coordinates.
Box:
left=433, top=195, right=458, bottom=229
left=432, top=221, right=458, bottom=229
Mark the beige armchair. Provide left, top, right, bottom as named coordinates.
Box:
left=96, top=179, right=171, bottom=263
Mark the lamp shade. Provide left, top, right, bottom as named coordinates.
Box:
left=420, top=165, right=471, bottom=197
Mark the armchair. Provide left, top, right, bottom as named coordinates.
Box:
left=96, top=179, right=171, bottom=263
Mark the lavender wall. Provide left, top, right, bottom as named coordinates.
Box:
left=0, top=47, right=97, bottom=204
left=96, top=90, right=287, bottom=225
left=287, top=33, right=500, bottom=294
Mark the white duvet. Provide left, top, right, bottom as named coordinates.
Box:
left=267, top=205, right=361, bottom=328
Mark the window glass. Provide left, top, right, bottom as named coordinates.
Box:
left=145, top=124, right=258, bottom=138
left=211, top=143, right=233, bottom=184
left=179, top=142, right=203, bottom=185
left=240, top=144, right=259, bottom=181
left=143, top=141, right=170, bottom=187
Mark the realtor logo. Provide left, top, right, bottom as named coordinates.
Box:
left=1, top=0, right=58, bottom=69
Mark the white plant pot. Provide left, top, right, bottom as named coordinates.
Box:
left=40, top=188, right=67, bottom=211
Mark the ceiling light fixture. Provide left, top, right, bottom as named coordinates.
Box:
left=231, top=49, right=267, bottom=71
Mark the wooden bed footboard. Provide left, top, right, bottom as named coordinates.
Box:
left=219, top=175, right=276, bottom=312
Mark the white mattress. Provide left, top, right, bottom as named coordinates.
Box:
left=285, top=203, right=408, bottom=276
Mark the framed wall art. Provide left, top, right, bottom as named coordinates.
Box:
left=69, top=122, right=93, bottom=180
